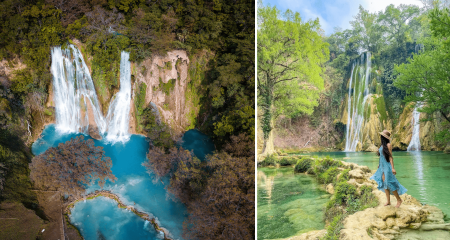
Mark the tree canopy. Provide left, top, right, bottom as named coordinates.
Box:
left=257, top=1, right=329, bottom=154
left=29, top=136, right=116, bottom=199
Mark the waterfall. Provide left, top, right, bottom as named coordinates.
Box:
left=50, top=45, right=107, bottom=134
left=105, top=51, right=131, bottom=143
left=407, top=104, right=422, bottom=151
left=344, top=52, right=372, bottom=152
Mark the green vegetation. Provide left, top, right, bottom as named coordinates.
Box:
left=258, top=2, right=329, bottom=155
left=133, top=82, right=147, bottom=132
left=0, top=0, right=255, bottom=238
left=394, top=6, right=450, bottom=143
left=294, top=157, right=314, bottom=172
left=374, top=96, right=387, bottom=122
left=158, top=78, right=175, bottom=95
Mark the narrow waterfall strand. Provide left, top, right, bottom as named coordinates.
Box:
left=407, top=104, right=422, bottom=151
left=105, top=51, right=131, bottom=143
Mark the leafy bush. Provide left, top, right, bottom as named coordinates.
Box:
left=359, top=185, right=379, bottom=210
left=322, top=213, right=345, bottom=240
left=338, top=169, right=350, bottom=182
left=318, top=167, right=340, bottom=184
left=278, top=157, right=297, bottom=166
left=294, top=157, right=313, bottom=173
left=260, top=154, right=276, bottom=167
left=334, top=181, right=357, bottom=205
left=312, top=156, right=343, bottom=175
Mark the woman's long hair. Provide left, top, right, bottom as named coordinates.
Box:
left=377, top=135, right=392, bottom=162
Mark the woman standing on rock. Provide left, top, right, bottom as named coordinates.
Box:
left=370, top=130, right=407, bottom=208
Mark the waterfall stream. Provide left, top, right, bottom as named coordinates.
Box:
left=105, top=51, right=131, bottom=143
left=344, top=52, right=372, bottom=152
left=51, top=45, right=131, bottom=143
left=407, top=104, right=422, bottom=151
left=51, top=45, right=107, bottom=134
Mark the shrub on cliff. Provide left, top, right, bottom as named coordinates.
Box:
left=338, top=169, right=351, bottom=182
left=29, top=136, right=116, bottom=200
left=294, top=157, right=313, bottom=173
left=333, top=181, right=357, bottom=206
left=318, top=167, right=340, bottom=184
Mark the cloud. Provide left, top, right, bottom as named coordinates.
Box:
left=262, top=0, right=423, bottom=35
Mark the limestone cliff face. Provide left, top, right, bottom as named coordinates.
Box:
left=46, top=40, right=195, bottom=138
left=391, top=103, right=444, bottom=151
left=131, top=50, right=190, bottom=135
left=339, top=96, right=445, bottom=152
left=337, top=94, right=392, bottom=152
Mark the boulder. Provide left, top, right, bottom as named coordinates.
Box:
left=88, top=125, right=102, bottom=140
left=326, top=184, right=334, bottom=194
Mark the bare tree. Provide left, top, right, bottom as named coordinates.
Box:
left=30, top=136, right=116, bottom=199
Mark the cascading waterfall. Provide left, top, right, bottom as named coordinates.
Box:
left=105, top=51, right=131, bottom=143
left=407, top=103, right=422, bottom=151
left=407, top=45, right=424, bottom=152
left=51, top=45, right=107, bottom=134
left=344, top=52, right=372, bottom=152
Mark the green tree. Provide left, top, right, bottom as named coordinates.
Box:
left=394, top=7, right=450, bottom=141
left=378, top=4, right=420, bottom=50
left=350, top=5, right=383, bottom=53
left=257, top=2, right=329, bottom=154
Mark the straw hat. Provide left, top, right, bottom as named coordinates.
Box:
left=379, top=130, right=391, bottom=141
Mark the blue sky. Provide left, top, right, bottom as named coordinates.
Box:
left=261, top=0, right=424, bottom=35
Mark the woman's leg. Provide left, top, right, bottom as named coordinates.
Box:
left=392, top=190, right=402, bottom=208
left=382, top=173, right=390, bottom=206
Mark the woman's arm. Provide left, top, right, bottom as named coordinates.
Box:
left=388, top=143, right=396, bottom=175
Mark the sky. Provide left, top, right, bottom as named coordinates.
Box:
left=261, top=0, right=424, bottom=35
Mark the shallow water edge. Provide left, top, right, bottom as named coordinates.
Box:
left=65, top=190, right=173, bottom=240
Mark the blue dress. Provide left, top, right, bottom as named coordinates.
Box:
left=370, top=146, right=407, bottom=195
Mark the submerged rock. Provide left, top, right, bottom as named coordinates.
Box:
left=88, top=125, right=102, bottom=140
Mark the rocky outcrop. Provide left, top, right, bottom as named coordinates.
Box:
left=131, top=50, right=191, bottom=135
left=392, top=103, right=445, bottom=151
left=294, top=161, right=449, bottom=240
left=88, top=125, right=101, bottom=140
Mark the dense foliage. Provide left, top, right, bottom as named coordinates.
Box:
left=257, top=1, right=329, bottom=154
left=1, top=3, right=255, bottom=237
left=144, top=133, right=255, bottom=239
left=29, top=136, right=116, bottom=199
left=394, top=6, right=450, bottom=143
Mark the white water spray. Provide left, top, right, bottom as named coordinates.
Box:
left=50, top=45, right=107, bottom=134
left=344, top=52, right=372, bottom=152
left=407, top=104, right=422, bottom=151
left=105, top=51, right=131, bottom=143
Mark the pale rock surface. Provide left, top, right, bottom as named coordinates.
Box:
left=326, top=183, right=334, bottom=194
left=298, top=161, right=449, bottom=240
left=133, top=50, right=190, bottom=134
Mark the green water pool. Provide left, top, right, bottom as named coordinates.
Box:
left=301, top=151, right=450, bottom=221
left=257, top=167, right=329, bottom=240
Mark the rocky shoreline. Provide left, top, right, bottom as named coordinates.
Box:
left=64, top=190, right=174, bottom=240
left=281, top=160, right=450, bottom=240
